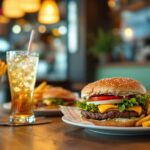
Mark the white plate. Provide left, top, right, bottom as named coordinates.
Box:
left=2, top=102, right=62, bottom=117
left=60, top=106, right=150, bottom=136
left=62, top=116, right=150, bottom=136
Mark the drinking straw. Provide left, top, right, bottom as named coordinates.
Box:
left=27, top=30, right=35, bottom=54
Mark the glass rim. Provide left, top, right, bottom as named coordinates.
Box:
left=6, top=50, right=39, bottom=57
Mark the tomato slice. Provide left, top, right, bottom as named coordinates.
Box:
left=90, top=95, right=123, bottom=101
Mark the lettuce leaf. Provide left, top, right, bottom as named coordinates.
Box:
left=76, top=101, right=98, bottom=112
left=77, top=94, right=150, bottom=113
left=43, top=98, right=74, bottom=106
left=43, top=98, right=65, bottom=105
left=118, top=95, right=150, bottom=112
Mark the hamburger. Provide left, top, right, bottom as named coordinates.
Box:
left=34, top=83, right=76, bottom=109
left=78, top=77, right=150, bottom=127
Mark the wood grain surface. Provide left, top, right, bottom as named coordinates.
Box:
left=0, top=117, right=150, bottom=150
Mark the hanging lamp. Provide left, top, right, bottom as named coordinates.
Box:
left=20, top=0, right=40, bottom=13
left=0, top=8, right=9, bottom=24
left=2, top=0, right=25, bottom=18
left=38, top=0, right=60, bottom=24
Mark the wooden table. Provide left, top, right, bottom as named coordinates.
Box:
left=0, top=116, right=150, bottom=150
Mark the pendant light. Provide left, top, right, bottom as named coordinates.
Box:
left=20, top=0, right=41, bottom=13
left=2, top=0, right=25, bottom=18
left=0, top=8, right=10, bottom=24
left=38, top=0, right=60, bottom=24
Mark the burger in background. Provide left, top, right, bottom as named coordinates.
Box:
left=77, top=77, right=150, bottom=127
left=34, top=82, right=76, bottom=109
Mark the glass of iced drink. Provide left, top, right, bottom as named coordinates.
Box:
left=7, top=50, right=39, bottom=124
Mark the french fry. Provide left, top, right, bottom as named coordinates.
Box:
left=147, top=100, right=150, bottom=115
left=136, top=115, right=150, bottom=126
left=34, top=81, right=47, bottom=93
left=33, top=82, right=54, bottom=105
left=0, top=60, right=7, bottom=77
left=142, top=120, right=150, bottom=127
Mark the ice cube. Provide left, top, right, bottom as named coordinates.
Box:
left=14, top=87, right=21, bottom=93
left=19, top=82, right=24, bottom=88
left=12, top=80, right=17, bottom=84
left=26, top=76, right=33, bottom=82
left=24, top=82, right=30, bottom=88
left=14, top=57, right=20, bottom=63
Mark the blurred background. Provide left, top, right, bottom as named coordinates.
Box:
left=0, top=0, right=150, bottom=102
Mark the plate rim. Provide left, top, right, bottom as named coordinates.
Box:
left=62, top=116, right=150, bottom=131
left=34, top=108, right=60, bottom=112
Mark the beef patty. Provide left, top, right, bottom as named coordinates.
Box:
left=81, top=110, right=140, bottom=120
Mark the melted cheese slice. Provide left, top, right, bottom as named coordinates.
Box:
left=127, top=106, right=142, bottom=115
left=98, top=104, right=117, bottom=113
left=98, top=104, right=142, bottom=115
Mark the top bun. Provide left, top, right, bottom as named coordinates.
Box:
left=42, top=86, right=76, bottom=100
left=81, top=77, right=146, bottom=98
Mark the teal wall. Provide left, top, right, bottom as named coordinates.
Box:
left=96, top=66, right=150, bottom=90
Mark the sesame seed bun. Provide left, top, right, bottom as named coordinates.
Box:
left=81, top=77, right=146, bottom=98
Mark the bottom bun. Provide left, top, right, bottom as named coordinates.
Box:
left=82, top=117, right=140, bottom=127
